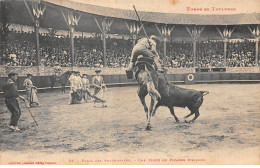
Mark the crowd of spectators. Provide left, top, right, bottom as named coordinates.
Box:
left=37, top=32, right=132, bottom=68
left=1, top=30, right=132, bottom=68
left=1, top=29, right=259, bottom=68
left=163, top=40, right=258, bottom=68
left=227, top=40, right=257, bottom=67
left=163, top=42, right=194, bottom=68
left=196, top=41, right=224, bottom=68
left=73, top=37, right=132, bottom=68
left=0, top=30, right=37, bottom=66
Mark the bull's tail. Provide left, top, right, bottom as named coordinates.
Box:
left=147, top=80, right=161, bottom=100
left=200, top=91, right=209, bottom=97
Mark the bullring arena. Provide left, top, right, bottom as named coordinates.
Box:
left=0, top=0, right=260, bottom=165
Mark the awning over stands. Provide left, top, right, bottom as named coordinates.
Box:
left=2, top=0, right=260, bottom=39
left=43, top=0, right=260, bottom=25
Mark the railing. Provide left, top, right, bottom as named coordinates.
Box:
left=0, top=65, right=259, bottom=77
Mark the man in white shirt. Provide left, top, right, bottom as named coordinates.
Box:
left=72, top=71, right=84, bottom=104
left=23, top=74, right=39, bottom=107
left=127, top=35, right=163, bottom=72
left=92, top=69, right=107, bottom=107
left=81, top=74, right=91, bottom=102
left=75, top=72, right=82, bottom=91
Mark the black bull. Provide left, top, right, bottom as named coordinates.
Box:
left=136, top=65, right=209, bottom=130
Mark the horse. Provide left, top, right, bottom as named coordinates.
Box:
left=50, top=71, right=72, bottom=93
left=135, top=57, right=209, bottom=130
left=135, top=57, right=162, bottom=130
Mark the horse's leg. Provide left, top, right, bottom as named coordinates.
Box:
left=138, top=85, right=148, bottom=119
left=146, top=97, right=155, bottom=130
left=50, top=79, right=54, bottom=89
left=139, top=96, right=148, bottom=119
left=169, top=107, right=179, bottom=123
left=63, top=85, right=66, bottom=93
left=60, top=81, right=65, bottom=93
left=151, top=102, right=160, bottom=116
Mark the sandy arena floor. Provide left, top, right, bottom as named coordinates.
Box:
left=0, top=84, right=259, bottom=165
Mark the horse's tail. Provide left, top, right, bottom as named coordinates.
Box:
left=144, top=64, right=161, bottom=101
left=147, top=81, right=161, bottom=100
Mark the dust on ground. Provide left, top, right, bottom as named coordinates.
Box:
left=0, top=84, right=259, bottom=164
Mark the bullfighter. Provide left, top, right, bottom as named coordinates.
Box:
left=23, top=74, right=40, bottom=107
left=92, top=69, right=107, bottom=107
left=127, top=35, right=164, bottom=72
left=3, top=72, right=26, bottom=131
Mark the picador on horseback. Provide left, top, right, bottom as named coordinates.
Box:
left=125, top=6, right=208, bottom=130
left=126, top=34, right=166, bottom=100
left=126, top=36, right=209, bottom=129
left=126, top=35, right=164, bottom=73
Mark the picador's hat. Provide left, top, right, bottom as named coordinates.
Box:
left=27, top=74, right=33, bottom=77
left=150, top=35, right=160, bottom=43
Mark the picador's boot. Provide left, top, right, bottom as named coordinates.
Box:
left=126, top=62, right=135, bottom=71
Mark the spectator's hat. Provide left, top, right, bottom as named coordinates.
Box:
left=150, top=35, right=161, bottom=43
left=8, top=72, right=18, bottom=78
left=95, top=69, right=101, bottom=73
left=27, top=74, right=33, bottom=77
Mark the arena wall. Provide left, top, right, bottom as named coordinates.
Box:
left=0, top=71, right=260, bottom=92
left=1, top=66, right=260, bottom=77
left=1, top=66, right=260, bottom=92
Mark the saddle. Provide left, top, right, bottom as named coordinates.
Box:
left=126, top=56, right=156, bottom=80
left=134, top=56, right=155, bottom=79
left=135, top=56, right=154, bottom=68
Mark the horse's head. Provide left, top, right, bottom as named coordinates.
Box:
left=64, top=71, right=73, bottom=77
